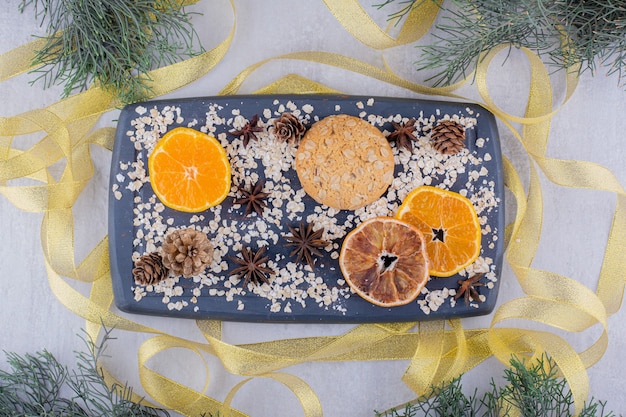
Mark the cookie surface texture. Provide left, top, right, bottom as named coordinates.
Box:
left=295, top=114, right=395, bottom=210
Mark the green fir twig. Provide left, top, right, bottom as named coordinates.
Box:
left=0, top=326, right=169, bottom=416
left=19, top=0, right=204, bottom=104
left=374, top=355, right=618, bottom=417
left=377, top=0, right=626, bottom=87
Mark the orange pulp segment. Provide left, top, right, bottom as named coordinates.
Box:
left=339, top=217, right=429, bottom=307
left=395, top=185, right=481, bottom=277
left=148, top=127, right=231, bottom=213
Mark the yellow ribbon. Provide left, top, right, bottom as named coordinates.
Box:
left=2, top=0, right=625, bottom=415
left=321, top=0, right=442, bottom=50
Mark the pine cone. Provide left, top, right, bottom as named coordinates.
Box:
left=273, top=112, right=306, bottom=142
left=162, top=228, right=213, bottom=278
left=430, top=120, right=466, bottom=155
left=132, top=252, right=169, bottom=286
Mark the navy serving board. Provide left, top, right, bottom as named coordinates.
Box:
left=109, top=95, right=504, bottom=322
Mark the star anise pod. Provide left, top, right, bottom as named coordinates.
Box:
left=229, top=246, right=273, bottom=287
left=230, top=114, right=264, bottom=148
left=455, top=273, right=485, bottom=305
left=234, top=180, right=270, bottom=218
left=284, top=222, right=328, bottom=269
left=387, top=118, right=417, bottom=152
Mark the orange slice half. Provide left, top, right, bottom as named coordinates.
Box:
left=396, top=186, right=481, bottom=277
left=148, top=127, right=231, bottom=212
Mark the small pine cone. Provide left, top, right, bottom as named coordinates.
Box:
left=162, top=228, right=213, bottom=278
left=273, top=112, right=306, bottom=142
left=430, top=120, right=466, bottom=155
left=132, top=252, right=169, bottom=286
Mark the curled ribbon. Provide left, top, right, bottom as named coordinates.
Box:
left=1, top=1, right=625, bottom=416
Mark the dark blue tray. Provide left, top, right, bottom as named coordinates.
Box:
left=109, top=95, right=504, bottom=322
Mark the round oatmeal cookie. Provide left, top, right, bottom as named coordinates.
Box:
left=295, top=114, right=395, bottom=210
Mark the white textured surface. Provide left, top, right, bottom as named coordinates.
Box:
left=1, top=1, right=625, bottom=415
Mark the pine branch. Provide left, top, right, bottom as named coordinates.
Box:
left=19, top=0, right=204, bottom=104
left=374, top=354, right=618, bottom=417
left=378, top=0, right=626, bottom=87
left=0, top=326, right=169, bottom=417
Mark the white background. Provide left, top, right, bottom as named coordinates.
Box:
left=1, top=1, right=625, bottom=415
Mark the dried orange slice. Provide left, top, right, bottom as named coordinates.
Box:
left=148, top=127, right=231, bottom=213
left=396, top=186, right=481, bottom=277
left=339, top=217, right=429, bottom=307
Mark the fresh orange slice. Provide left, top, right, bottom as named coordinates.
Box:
left=148, top=127, right=231, bottom=212
left=396, top=185, right=481, bottom=277
left=339, top=217, right=429, bottom=307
